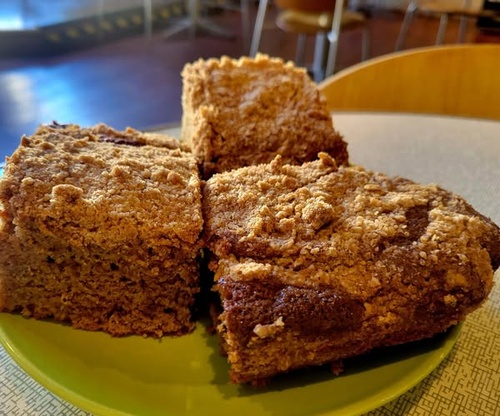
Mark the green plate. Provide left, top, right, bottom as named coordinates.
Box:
left=0, top=314, right=460, bottom=416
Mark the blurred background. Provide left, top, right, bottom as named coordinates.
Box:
left=0, top=0, right=498, bottom=160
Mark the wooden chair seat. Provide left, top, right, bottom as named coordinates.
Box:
left=276, top=9, right=367, bottom=36
left=415, top=0, right=478, bottom=14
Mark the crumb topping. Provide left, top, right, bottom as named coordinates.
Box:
left=252, top=316, right=284, bottom=339
left=181, top=54, right=348, bottom=177
left=204, top=153, right=499, bottom=302
left=0, top=123, right=203, bottom=248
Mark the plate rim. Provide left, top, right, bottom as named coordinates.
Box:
left=0, top=314, right=462, bottom=416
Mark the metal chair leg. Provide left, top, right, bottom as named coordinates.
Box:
left=312, top=33, right=327, bottom=82
left=361, top=26, right=370, bottom=61
left=457, top=0, right=471, bottom=42
left=295, top=34, right=307, bottom=67
left=97, top=0, right=104, bottom=40
left=435, top=12, right=448, bottom=44
left=395, top=2, right=417, bottom=51
left=325, top=0, right=345, bottom=77
left=240, top=0, right=252, bottom=51
left=144, top=0, right=153, bottom=41
left=457, top=15, right=468, bottom=42
left=249, top=0, right=269, bottom=56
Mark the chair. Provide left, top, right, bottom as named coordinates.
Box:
left=395, top=0, right=478, bottom=50
left=249, top=0, right=370, bottom=81
left=318, top=44, right=500, bottom=120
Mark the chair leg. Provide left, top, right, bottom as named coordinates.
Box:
left=240, top=0, right=252, bottom=51
left=325, top=0, right=345, bottom=77
left=435, top=13, right=448, bottom=44
left=312, top=33, right=327, bottom=82
left=249, top=0, right=269, bottom=56
left=395, top=3, right=417, bottom=51
left=295, top=34, right=307, bottom=67
left=457, top=15, right=468, bottom=42
left=457, top=0, right=471, bottom=42
left=97, top=0, right=104, bottom=40
left=144, top=0, right=153, bottom=41
left=361, top=26, right=370, bottom=61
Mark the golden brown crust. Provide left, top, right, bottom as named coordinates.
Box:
left=181, top=54, right=348, bottom=178
left=1, top=123, right=202, bottom=248
left=0, top=123, right=203, bottom=337
left=203, top=153, right=499, bottom=384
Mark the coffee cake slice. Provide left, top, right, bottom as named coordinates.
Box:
left=203, top=153, right=500, bottom=384
left=0, top=123, right=203, bottom=337
left=181, top=54, right=348, bottom=178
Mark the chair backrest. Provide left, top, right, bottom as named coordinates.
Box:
left=274, top=0, right=336, bottom=13
left=318, top=44, right=500, bottom=120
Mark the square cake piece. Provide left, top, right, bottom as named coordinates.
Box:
left=181, top=54, right=348, bottom=178
left=0, top=123, right=203, bottom=337
left=203, top=153, right=500, bottom=384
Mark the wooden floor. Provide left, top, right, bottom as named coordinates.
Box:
left=0, top=3, right=497, bottom=160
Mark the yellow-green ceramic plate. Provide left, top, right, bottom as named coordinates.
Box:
left=0, top=314, right=460, bottom=416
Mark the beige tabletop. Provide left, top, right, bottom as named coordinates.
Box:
left=0, top=112, right=499, bottom=415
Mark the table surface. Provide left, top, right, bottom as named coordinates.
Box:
left=0, top=112, right=499, bottom=416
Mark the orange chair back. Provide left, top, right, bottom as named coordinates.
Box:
left=318, top=44, right=500, bottom=120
